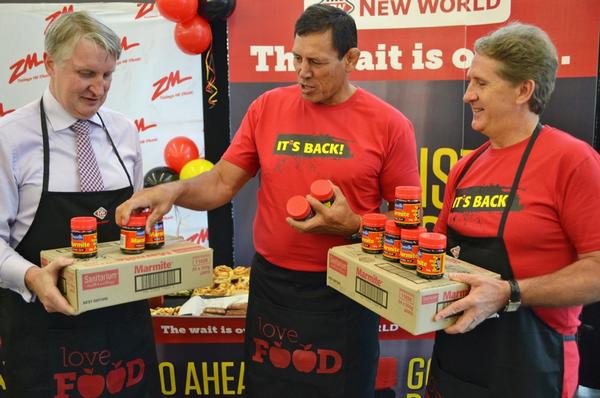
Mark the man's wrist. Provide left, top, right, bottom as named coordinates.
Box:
left=346, top=214, right=362, bottom=241
left=503, top=279, right=522, bottom=312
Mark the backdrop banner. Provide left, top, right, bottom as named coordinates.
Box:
left=152, top=317, right=434, bottom=397
left=225, top=3, right=599, bottom=396
left=227, top=0, right=600, bottom=265
left=0, top=2, right=209, bottom=245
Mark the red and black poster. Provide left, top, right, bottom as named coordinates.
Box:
left=227, top=0, right=600, bottom=260
left=152, top=317, right=434, bottom=397
left=225, top=2, right=599, bottom=395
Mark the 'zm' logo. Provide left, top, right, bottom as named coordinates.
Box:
left=135, top=3, right=155, bottom=19
left=120, top=36, right=140, bottom=51
left=9, top=53, right=46, bottom=84
left=0, top=103, right=15, bottom=117
left=44, top=5, right=74, bottom=34
left=135, top=118, right=157, bottom=133
left=187, top=228, right=209, bottom=244
left=151, top=71, right=192, bottom=101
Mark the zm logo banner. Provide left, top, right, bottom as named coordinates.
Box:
left=451, top=185, right=522, bottom=213
left=274, top=134, right=352, bottom=158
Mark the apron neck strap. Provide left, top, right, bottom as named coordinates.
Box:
left=497, top=123, right=543, bottom=238
left=39, top=98, right=133, bottom=191
left=452, top=123, right=544, bottom=239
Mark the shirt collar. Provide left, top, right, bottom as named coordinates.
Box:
left=42, top=88, right=102, bottom=132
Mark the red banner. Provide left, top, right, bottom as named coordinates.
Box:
left=228, top=0, right=600, bottom=82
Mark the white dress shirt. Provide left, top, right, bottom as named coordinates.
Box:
left=0, top=88, right=143, bottom=301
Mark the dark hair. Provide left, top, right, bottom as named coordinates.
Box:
left=475, top=22, right=557, bottom=115
left=294, top=4, right=357, bottom=59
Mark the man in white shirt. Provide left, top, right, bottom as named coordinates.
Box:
left=0, top=11, right=157, bottom=397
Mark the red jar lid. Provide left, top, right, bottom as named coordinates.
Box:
left=71, top=216, right=97, bottom=231
left=310, top=179, right=334, bottom=202
left=395, top=186, right=421, bottom=200
left=124, top=215, right=146, bottom=227
left=286, top=195, right=312, bottom=219
left=385, top=219, right=401, bottom=235
left=362, top=213, right=387, bottom=228
left=401, top=226, right=427, bottom=240
left=419, top=232, right=447, bottom=249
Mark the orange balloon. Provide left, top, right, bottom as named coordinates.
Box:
left=174, top=16, right=212, bottom=55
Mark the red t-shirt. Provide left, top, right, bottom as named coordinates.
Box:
left=435, top=125, right=600, bottom=396
left=223, top=85, right=420, bottom=271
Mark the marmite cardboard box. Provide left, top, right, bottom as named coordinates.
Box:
left=40, top=237, right=213, bottom=314
left=326, top=243, right=500, bottom=335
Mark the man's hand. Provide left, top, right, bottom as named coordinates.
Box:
left=286, top=184, right=361, bottom=237
left=24, top=257, right=75, bottom=315
left=116, top=182, right=181, bottom=232
left=434, top=273, right=511, bottom=334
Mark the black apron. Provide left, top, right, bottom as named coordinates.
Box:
left=578, top=302, right=600, bottom=389
left=427, top=124, right=573, bottom=398
left=0, top=100, right=158, bottom=398
left=244, top=253, right=380, bottom=398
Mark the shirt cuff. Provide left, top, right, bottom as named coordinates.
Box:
left=1, top=255, right=36, bottom=303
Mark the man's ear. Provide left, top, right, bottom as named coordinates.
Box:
left=344, top=47, right=360, bottom=72
left=44, top=54, right=56, bottom=76
left=516, top=79, right=535, bottom=106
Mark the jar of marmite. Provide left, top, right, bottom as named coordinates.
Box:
left=361, top=213, right=387, bottom=254
left=394, top=186, right=422, bottom=228
left=287, top=195, right=315, bottom=221
left=310, top=179, right=335, bottom=207
left=120, top=215, right=146, bottom=254
left=71, top=217, right=97, bottom=258
left=382, top=220, right=402, bottom=262
left=416, top=232, right=446, bottom=279
left=400, top=226, right=427, bottom=270
left=141, top=209, right=165, bottom=250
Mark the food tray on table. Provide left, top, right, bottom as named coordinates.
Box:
left=153, top=265, right=250, bottom=317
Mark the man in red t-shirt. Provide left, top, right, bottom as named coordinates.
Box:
left=426, top=23, right=600, bottom=398
left=117, top=5, right=419, bottom=398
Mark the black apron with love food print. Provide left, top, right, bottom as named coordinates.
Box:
left=0, top=100, right=158, bottom=398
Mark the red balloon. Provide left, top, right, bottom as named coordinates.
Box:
left=163, top=136, right=200, bottom=173
left=174, top=16, right=212, bottom=55
left=156, top=0, right=198, bottom=22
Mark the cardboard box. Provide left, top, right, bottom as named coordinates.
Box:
left=327, top=243, right=500, bottom=335
left=40, top=237, right=213, bottom=314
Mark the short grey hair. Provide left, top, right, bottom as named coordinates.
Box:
left=45, top=11, right=121, bottom=64
left=475, top=22, right=558, bottom=115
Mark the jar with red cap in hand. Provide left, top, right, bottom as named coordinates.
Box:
left=120, top=215, right=146, bottom=254
left=287, top=195, right=315, bottom=221
left=140, top=208, right=165, bottom=250
left=310, top=179, right=335, bottom=207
